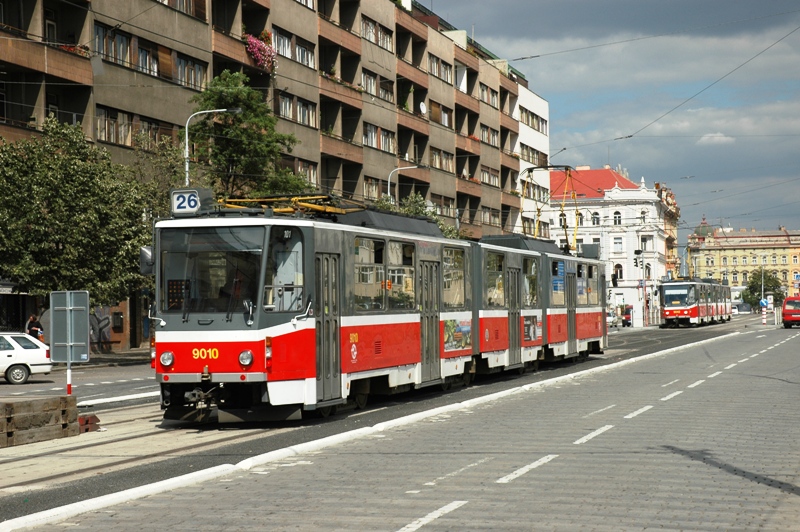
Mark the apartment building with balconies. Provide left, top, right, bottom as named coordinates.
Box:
left=1, top=0, right=550, bottom=238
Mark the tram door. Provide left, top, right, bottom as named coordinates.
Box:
left=315, top=253, right=341, bottom=402
left=566, top=272, right=577, bottom=356
left=420, top=261, right=441, bottom=382
left=508, top=268, right=521, bottom=366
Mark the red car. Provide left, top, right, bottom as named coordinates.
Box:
left=782, top=297, right=800, bottom=328
left=622, top=305, right=633, bottom=327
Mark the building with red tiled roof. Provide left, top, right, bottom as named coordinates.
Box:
left=542, top=165, right=681, bottom=326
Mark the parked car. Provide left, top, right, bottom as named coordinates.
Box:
left=782, top=296, right=800, bottom=328
left=0, top=333, right=52, bottom=385
left=606, top=311, right=620, bottom=328
left=731, top=306, right=739, bottom=315
left=622, top=305, right=633, bottom=327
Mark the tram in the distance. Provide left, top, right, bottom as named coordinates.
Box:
left=659, top=278, right=732, bottom=327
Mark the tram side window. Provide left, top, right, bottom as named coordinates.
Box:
left=576, top=264, right=588, bottom=305
left=263, top=227, right=304, bottom=312
left=387, top=241, right=415, bottom=310
left=443, top=247, right=466, bottom=309
left=522, top=257, right=538, bottom=308
left=587, top=265, right=598, bottom=305
left=485, top=252, right=505, bottom=307
left=355, top=237, right=385, bottom=311
left=551, top=260, right=565, bottom=306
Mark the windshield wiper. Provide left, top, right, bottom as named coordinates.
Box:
left=182, top=279, right=192, bottom=322
left=225, top=267, right=241, bottom=322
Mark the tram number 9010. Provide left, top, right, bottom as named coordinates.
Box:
left=193, top=348, right=220, bottom=360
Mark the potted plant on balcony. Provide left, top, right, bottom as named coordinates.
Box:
left=245, top=31, right=277, bottom=74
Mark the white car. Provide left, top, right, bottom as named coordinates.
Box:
left=1, top=333, right=53, bottom=385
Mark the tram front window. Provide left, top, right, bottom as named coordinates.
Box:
left=160, top=227, right=264, bottom=314
left=663, top=285, right=695, bottom=307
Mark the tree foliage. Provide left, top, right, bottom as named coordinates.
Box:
left=373, top=192, right=463, bottom=239
left=741, top=267, right=785, bottom=308
left=0, top=118, right=150, bottom=303
left=189, top=70, right=311, bottom=197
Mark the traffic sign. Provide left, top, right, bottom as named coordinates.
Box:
left=50, top=291, right=91, bottom=363
left=760, top=298, right=768, bottom=308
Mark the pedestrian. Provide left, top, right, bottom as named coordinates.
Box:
left=26, top=314, right=44, bottom=341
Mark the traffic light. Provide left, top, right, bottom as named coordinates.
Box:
left=634, top=257, right=639, bottom=267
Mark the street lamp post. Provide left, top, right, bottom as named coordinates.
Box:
left=184, top=108, right=242, bottom=186
left=386, top=165, right=419, bottom=204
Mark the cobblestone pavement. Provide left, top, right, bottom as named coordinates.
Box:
left=9, top=329, right=800, bottom=531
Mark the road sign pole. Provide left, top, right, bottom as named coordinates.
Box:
left=762, top=306, right=767, bottom=325
left=50, top=291, right=91, bottom=396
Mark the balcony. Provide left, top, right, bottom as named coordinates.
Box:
left=319, top=15, right=361, bottom=55
left=501, top=191, right=522, bottom=209
left=454, top=46, right=479, bottom=71
left=499, top=73, right=518, bottom=95
left=395, top=8, right=428, bottom=40
left=456, top=134, right=481, bottom=156
left=212, top=30, right=251, bottom=66
left=396, top=58, right=428, bottom=89
left=319, top=73, right=364, bottom=110
left=455, top=89, right=480, bottom=114
left=0, top=30, right=92, bottom=85
left=500, top=111, right=519, bottom=134
left=397, top=107, right=429, bottom=135
left=320, top=132, right=363, bottom=165
left=500, top=149, right=520, bottom=171
left=456, top=176, right=482, bottom=197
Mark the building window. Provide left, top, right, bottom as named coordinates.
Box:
left=615, top=264, right=623, bottom=280
left=431, top=194, right=455, bottom=218
left=361, top=17, right=376, bottom=43
left=297, top=99, right=316, bottom=127
left=380, top=129, right=395, bottom=154
left=295, top=39, right=315, bottom=69
left=733, top=273, right=738, bottom=284
left=379, top=79, right=394, bottom=103
left=362, top=70, right=377, bottom=96
left=613, top=237, right=622, bottom=253
left=722, top=257, right=728, bottom=266
left=613, top=211, right=621, bottom=225
left=794, top=255, right=798, bottom=264
left=578, top=213, right=584, bottom=227
left=732, top=257, right=738, bottom=266
left=137, top=42, right=159, bottom=76
left=176, top=55, right=206, bottom=90
left=781, top=255, right=787, bottom=265
left=559, top=213, right=567, bottom=228
left=640, top=210, right=647, bottom=223
left=592, top=212, right=600, bottom=225
left=363, top=123, right=377, bottom=148
left=364, top=176, right=380, bottom=200
left=742, top=272, right=748, bottom=283
left=298, top=160, right=318, bottom=186
left=274, top=29, right=291, bottom=58
left=378, top=25, right=393, bottom=52
left=742, top=256, right=748, bottom=265
left=279, top=94, right=292, bottom=119
left=294, top=0, right=314, bottom=8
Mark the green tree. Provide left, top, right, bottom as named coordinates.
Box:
left=189, top=70, right=311, bottom=197
left=741, top=267, right=785, bottom=308
left=373, top=192, right=462, bottom=239
left=0, top=117, right=150, bottom=303
left=129, top=132, right=195, bottom=220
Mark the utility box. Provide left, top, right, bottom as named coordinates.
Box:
left=112, top=311, right=124, bottom=330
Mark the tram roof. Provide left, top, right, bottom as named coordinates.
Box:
left=480, top=235, right=565, bottom=255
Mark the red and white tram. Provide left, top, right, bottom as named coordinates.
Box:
left=659, top=278, right=732, bottom=328
left=143, top=191, right=607, bottom=421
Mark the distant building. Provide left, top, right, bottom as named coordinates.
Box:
left=687, top=219, right=800, bottom=299
left=546, top=165, right=681, bottom=325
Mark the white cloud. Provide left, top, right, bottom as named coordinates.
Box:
left=696, top=133, right=736, bottom=145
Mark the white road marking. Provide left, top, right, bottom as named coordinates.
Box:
left=708, top=371, right=722, bottom=378
left=661, top=379, right=680, bottom=387
left=750, top=353, right=760, bottom=358
left=133, top=385, right=159, bottom=390
left=624, top=405, right=653, bottom=419
left=425, top=457, right=493, bottom=486
left=738, top=358, right=749, bottom=363
left=724, top=363, right=737, bottom=369
left=661, top=391, right=683, bottom=401
left=397, top=501, right=468, bottom=532
left=496, top=455, right=558, bottom=484
left=688, top=380, right=705, bottom=388
left=582, top=404, right=615, bottom=418
left=574, top=425, right=614, bottom=444
left=76, top=391, right=160, bottom=407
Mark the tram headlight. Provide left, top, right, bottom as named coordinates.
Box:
left=239, top=349, right=254, bottom=366
left=160, top=351, right=174, bottom=367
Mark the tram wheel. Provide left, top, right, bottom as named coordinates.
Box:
left=317, top=405, right=337, bottom=418
left=354, top=393, right=368, bottom=410
left=441, top=380, right=453, bottom=391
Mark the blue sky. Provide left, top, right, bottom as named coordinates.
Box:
left=425, top=0, right=800, bottom=241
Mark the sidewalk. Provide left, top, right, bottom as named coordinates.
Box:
left=50, top=347, right=151, bottom=369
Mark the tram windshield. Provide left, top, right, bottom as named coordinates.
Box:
left=662, top=284, right=696, bottom=307
left=159, top=227, right=264, bottom=314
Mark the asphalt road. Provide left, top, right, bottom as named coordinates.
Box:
left=1, top=314, right=782, bottom=528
